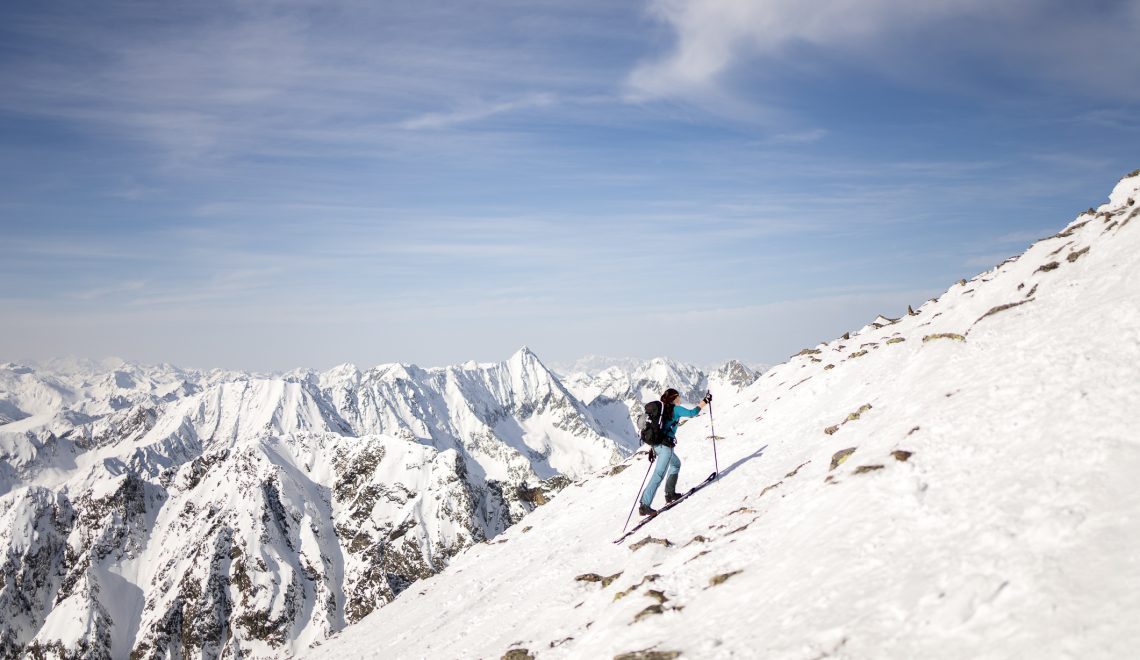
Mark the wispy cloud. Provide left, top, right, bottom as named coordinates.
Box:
left=71, top=280, right=147, bottom=301
left=0, top=2, right=631, bottom=167
left=629, top=0, right=1140, bottom=105
left=766, top=128, right=828, bottom=144
left=398, top=93, right=559, bottom=130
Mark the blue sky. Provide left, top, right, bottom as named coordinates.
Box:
left=2, top=0, right=1138, bottom=372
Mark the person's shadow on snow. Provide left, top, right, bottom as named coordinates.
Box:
left=713, top=444, right=768, bottom=482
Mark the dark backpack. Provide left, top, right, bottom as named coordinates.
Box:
left=637, top=401, right=666, bottom=446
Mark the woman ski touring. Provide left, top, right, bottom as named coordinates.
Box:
left=639, top=388, right=712, bottom=516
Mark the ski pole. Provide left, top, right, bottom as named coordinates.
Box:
left=621, top=450, right=654, bottom=534
left=709, top=400, right=720, bottom=476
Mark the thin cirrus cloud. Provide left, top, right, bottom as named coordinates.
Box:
left=397, top=93, right=561, bottom=130
left=628, top=0, right=1140, bottom=102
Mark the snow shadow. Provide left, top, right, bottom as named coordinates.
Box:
left=715, top=444, right=768, bottom=482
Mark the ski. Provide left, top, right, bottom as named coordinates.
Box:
left=612, top=471, right=717, bottom=544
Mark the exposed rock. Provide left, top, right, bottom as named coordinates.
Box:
left=759, top=481, right=783, bottom=497
left=709, top=570, right=743, bottom=587
left=975, top=300, right=1034, bottom=325
left=613, top=650, right=682, bottom=660
left=516, top=475, right=572, bottom=507
left=576, top=572, right=623, bottom=588
left=830, top=448, right=857, bottom=470
left=633, top=604, right=664, bottom=622
left=629, top=537, right=672, bottom=551
left=1056, top=220, right=1089, bottom=238
left=1067, top=246, right=1090, bottom=262
left=613, top=574, right=660, bottom=601
left=922, top=333, right=966, bottom=343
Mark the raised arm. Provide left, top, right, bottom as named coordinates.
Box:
left=675, top=404, right=702, bottom=418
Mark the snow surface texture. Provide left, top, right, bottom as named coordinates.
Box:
left=308, top=173, right=1140, bottom=659
left=0, top=348, right=752, bottom=657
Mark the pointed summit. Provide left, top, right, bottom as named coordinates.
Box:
left=712, top=360, right=759, bottom=390
left=507, top=345, right=547, bottom=371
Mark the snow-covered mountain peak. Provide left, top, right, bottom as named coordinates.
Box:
left=504, top=345, right=562, bottom=393
left=321, top=362, right=362, bottom=385
left=510, top=345, right=539, bottom=362
left=710, top=359, right=760, bottom=390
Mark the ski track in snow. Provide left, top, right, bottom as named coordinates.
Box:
left=306, top=174, right=1140, bottom=659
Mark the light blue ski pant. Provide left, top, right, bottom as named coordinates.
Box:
left=640, top=443, right=681, bottom=508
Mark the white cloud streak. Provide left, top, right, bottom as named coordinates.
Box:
left=398, top=93, right=559, bottom=130
left=629, top=0, right=1140, bottom=103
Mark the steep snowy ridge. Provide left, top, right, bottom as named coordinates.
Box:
left=0, top=347, right=705, bottom=657
left=307, top=173, right=1140, bottom=659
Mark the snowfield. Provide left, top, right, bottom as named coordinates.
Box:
left=306, top=172, right=1140, bottom=659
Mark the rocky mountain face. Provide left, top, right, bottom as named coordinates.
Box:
left=0, top=348, right=728, bottom=658
left=303, top=173, right=1140, bottom=660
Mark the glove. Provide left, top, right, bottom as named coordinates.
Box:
left=702, top=391, right=713, bottom=404
left=648, top=448, right=657, bottom=462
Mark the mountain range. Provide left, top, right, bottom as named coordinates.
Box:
left=0, top=349, right=756, bottom=658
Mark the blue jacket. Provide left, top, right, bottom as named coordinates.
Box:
left=662, top=404, right=700, bottom=442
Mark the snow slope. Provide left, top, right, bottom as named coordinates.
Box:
left=307, top=172, right=1140, bottom=659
